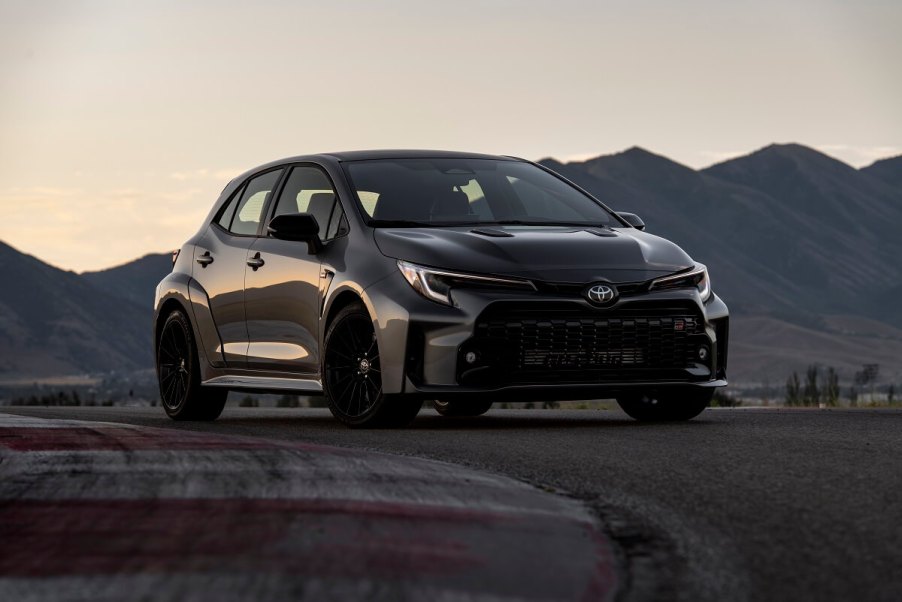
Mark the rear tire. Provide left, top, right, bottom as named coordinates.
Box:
left=156, top=310, right=227, bottom=421
left=433, top=399, right=493, bottom=417
left=323, top=302, right=422, bottom=428
left=616, top=389, right=713, bottom=422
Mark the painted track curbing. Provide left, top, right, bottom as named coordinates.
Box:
left=0, top=412, right=618, bottom=601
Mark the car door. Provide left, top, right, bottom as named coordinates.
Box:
left=193, top=168, right=284, bottom=368
left=244, top=164, right=348, bottom=374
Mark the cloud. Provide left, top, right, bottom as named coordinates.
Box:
left=160, top=188, right=203, bottom=202
left=555, top=152, right=605, bottom=164
left=2, top=186, right=83, bottom=201
left=698, top=150, right=748, bottom=165
left=815, top=145, right=901, bottom=166
left=170, top=168, right=239, bottom=182
left=0, top=184, right=217, bottom=272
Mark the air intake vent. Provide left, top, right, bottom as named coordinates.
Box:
left=463, top=303, right=708, bottom=385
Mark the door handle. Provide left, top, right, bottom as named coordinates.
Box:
left=246, top=252, right=265, bottom=270
left=196, top=251, right=214, bottom=267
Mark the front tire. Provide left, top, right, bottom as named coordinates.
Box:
left=157, top=310, right=227, bottom=421
left=433, top=399, right=493, bottom=417
left=323, top=303, right=422, bottom=428
left=616, top=389, right=713, bottom=422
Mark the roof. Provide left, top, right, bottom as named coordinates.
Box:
left=318, top=149, right=517, bottom=162
left=221, top=150, right=524, bottom=198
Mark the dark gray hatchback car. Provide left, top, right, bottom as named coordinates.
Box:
left=154, top=150, right=728, bottom=427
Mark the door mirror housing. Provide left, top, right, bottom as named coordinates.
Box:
left=617, top=212, right=645, bottom=231
left=267, top=213, right=323, bottom=254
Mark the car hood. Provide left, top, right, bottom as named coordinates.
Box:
left=373, top=226, right=694, bottom=283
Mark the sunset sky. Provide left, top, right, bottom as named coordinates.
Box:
left=1, top=0, right=900, bottom=272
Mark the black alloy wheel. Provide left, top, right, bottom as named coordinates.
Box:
left=616, top=388, right=713, bottom=422
left=157, top=310, right=226, bottom=421
left=324, top=303, right=422, bottom=427
left=158, top=316, right=191, bottom=411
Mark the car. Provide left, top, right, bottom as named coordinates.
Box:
left=153, top=150, right=729, bottom=427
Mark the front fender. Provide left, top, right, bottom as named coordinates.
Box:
left=321, top=274, right=410, bottom=395
left=154, top=272, right=225, bottom=374
left=705, top=293, right=729, bottom=322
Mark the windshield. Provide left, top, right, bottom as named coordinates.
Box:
left=342, top=158, right=623, bottom=227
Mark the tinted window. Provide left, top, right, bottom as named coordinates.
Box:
left=344, top=159, right=618, bottom=227
left=215, top=185, right=244, bottom=230
left=325, top=205, right=349, bottom=239
left=273, top=166, right=346, bottom=240
left=230, top=169, right=283, bottom=235
left=507, top=176, right=585, bottom=221
left=459, top=177, right=492, bottom=219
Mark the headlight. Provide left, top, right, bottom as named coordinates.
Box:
left=397, top=260, right=535, bottom=306
left=649, top=264, right=712, bottom=302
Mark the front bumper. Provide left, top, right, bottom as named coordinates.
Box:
left=363, top=271, right=729, bottom=397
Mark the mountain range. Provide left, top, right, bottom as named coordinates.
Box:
left=1, top=143, right=901, bottom=384
left=541, top=145, right=902, bottom=382
left=0, top=245, right=169, bottom=379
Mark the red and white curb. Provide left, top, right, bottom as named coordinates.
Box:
left=0, top=412, right=618, bottom=601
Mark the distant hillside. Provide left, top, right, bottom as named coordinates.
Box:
left=731, top=315, right=902, bottom=385
left=0, top=241, right=153, bottom=377
left=542, top=147, right=824, bottom=322
left=543, top=144, right=902, bottom=325
left=862, top=155, right=902, bottom=191
left=83, top=253, right=172, bottom=309
left=704, top=144, right=902, bottom=322
left=542, top=144, right=902, bottom=382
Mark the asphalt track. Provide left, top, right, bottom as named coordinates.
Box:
left=2, top=406, right=901, bottom=602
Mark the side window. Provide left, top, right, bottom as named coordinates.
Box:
left=325, top=204, right=349, bottom=239
left=214, top=185, right=244, bottom=230
left=273, top=166, right=347, bottom=240
left=357, top=191, right=379, bottom=217
left=230, top=169, right=283, bottom=236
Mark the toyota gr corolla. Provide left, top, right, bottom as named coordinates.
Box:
left=154, top=150, right=729, bottom=427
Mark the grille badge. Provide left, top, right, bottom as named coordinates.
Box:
left=585, top=283, right=617, bottom=305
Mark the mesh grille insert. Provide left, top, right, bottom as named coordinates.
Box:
left=469, top=305, right=706, bottom=384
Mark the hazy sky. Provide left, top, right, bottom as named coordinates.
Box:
left=1, top=0, right=900, bottom=271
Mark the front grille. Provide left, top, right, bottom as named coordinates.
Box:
left=464, top=303, right=707, bottom=384
left=532, top=281, right=647, bottom=296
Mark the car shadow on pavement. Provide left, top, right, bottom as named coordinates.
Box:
left=209, top=409, right=714, bottom=432
left=408, top=413, right=712, bottom=430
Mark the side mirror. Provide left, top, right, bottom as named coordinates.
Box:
left=268, top=213, right=323, bottom=254
left=617, top=212, right=645, bottom=231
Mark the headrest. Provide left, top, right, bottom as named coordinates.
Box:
left=306, top=192, right=335, bottom=234
left=430, top=189, right=470, bottom=219
left=308, top=192, right=334, bottom=214
left=373, top=190, right=428, bottom=221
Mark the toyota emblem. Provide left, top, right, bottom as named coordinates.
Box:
left=585, top=283, right=617, bottom=304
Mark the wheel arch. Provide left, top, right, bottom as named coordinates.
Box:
left=321, top=277, right=410, bottom=396
left=323, top=289, right=368, bottom=335
left=155, top=298, right=189, bottom=349
left=153, top=271, right=220, bottom=376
